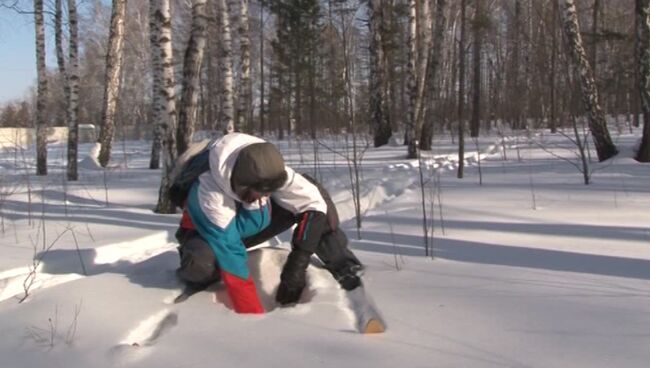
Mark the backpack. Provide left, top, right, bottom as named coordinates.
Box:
left=168, top=139, right=214, bottom=208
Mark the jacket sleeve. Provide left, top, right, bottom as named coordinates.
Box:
left=186, top=182, right=249, bottom=279
left=291, top=210, right=329, bottom=253
left=271, top=167, right=328, bottom=215
left=271, top=168, right=330, bottom=253
left=221, top=271, right=265, bottom=314
left=187, top=182, right=266, bottom=313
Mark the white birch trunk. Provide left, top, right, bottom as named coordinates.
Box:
left=34, top=0, right=48, bottom=175
left=159, top=0, right=177, bottom=156
left=67, top=0, right=80, bottom=181
left=560, top=0, right=617, bottom=161
left=97, top=0, right=128, bottom=167
left=218, top=0, right=235, bottom=133
left=177, top=0, right=208, bottom=155
left=259, top=5, right=266, bottom=135
left=419, top=0, right=446, bottom=150
left=406, top=0, right=418, bottom=158
left=55, top=0, right=69, bottom=128
left=154, top=0, right=178, bottom=213
left=229, top=0, right=252, bottom=132
left=149, top=0, right=163, bottom=169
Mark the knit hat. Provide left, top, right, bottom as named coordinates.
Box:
left=231, top=142, right=288, bottom=194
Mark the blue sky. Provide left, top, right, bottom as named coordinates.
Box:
left=0, top=8, right=38, bottom=104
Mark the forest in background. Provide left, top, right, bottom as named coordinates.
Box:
left=0, top=1, right=640, bottom=132
left=0, top=0, right=649, bottom=208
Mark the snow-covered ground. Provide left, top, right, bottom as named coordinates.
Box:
left=0, top=129, right=648, bottom=367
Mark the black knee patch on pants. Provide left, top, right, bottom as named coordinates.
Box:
left=316, top=229, right=363, bottom=280
left=177, top=235, right=221, bottom=287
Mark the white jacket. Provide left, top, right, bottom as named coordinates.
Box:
left=196, top=133, right=328, bottom=229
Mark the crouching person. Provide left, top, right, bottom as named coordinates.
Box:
left=172, top=133, right=363, bottom=314
left=241, top=173, right=363, bottom=304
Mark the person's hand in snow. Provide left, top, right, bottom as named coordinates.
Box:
left=276, top=249, right=311, bottom=305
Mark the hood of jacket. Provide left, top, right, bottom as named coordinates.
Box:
left=206, top=133, right=286, bottom=202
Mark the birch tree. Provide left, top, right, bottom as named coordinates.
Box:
left=155, top=0, right=177, bottom=123
left=154, top=0, right=178, bottom=214
left=54, top=0, right=75, bottom=179
left=177, top=0, right=208, bottom=155
left=231, top=0, right=252, bottom=132
left=636, top=0, right=650, bottom=162
left=149, top=0, right=163, bottom=169
left=590, top=0, right=601, bottom=78
left=560, top=0, right=617, bottom=161
left=205, top=24, right=218, bottom=132
left=218, top=0, right=235, bottom=133
left=34, top=0, right=48, bottom=175
left=55, top=0, right=68, bottom=129
left=420, top=0, right=446, bottom=151
left=97, top=0, right=128, bottom=167
left=409, top=0, right=432, bottom=157
left=259, top=3, right=266, bottom=135
left=385, top=0, right=397, bottom=133
left=67, top=0, right=80, bottom=180
left=405, top=0, right=418, bottom=158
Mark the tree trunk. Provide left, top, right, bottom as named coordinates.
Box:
left=590, top=0, right=600, bottom=78
left=405, top=0, right=418, bottom=158
left=634, top=51, right=641, bottom=129
left=457, top=0, right=467, bottom=178
left=232, top=0, right=252, bottom=133
left=509, top=0, right=522, bottom=130
left=523, top=0, right=532, bottom=130
left=206, top=38, right=217, bottom=132
left=636, top=0, right=650, bottom=162
left=560, top=0, right=617, bottom=161
left=34, top=0, right=48, bottom=175
left=149, top=0, right=162, bottom=170
left=67, top=0, right=80, bottom=181
left=386, top=0, right=397, bottom=133
left=218, top=0, right=235, bottom=133
left=154, top=0, right=178, bottom=214
left=308, top=45, right=316, bottom=139
left=275, top=62, right=286, bottom=139
left=260, top=4, right=266, bottom=136
left=97, top=0, right=128, bottom=167
left=550, top=0, right=558, bottom=133
left=293, top=59, right=301, bottom=136
left=470, top=0, right=483, bottom=138
left=369, top=0, right=392, bottom=147
left=420, top=0, right=446, bottom=151
left=177, top=0, right=208, bottom=156
left=55, top=0, right=69, bottom=129
left=206, top=0, right=219, bottom=132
